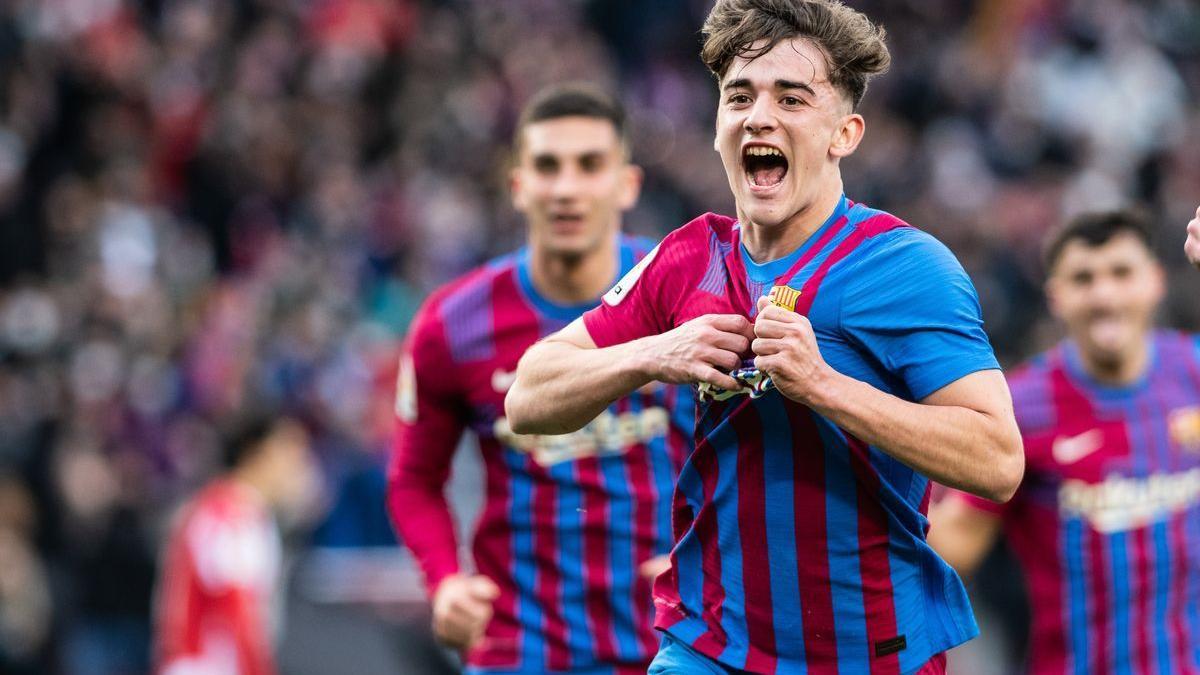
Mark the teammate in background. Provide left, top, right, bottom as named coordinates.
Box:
left=931, top=208, right=1200, bottom=674
left=387, top=85, right=691, bottom=674
left=155, top=414, right=317, bottom=675
left=506, top=1, right=1023, bottom=673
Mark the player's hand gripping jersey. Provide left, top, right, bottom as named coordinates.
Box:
left=583, top=197, right=999, bottom=675
left=959, top=333, right=1200, bottom=675
left=389, top=236, right=693, bottom=673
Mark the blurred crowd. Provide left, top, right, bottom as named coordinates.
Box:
left=0, top=0, right=1196, bottom=672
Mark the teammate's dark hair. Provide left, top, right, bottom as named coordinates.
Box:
left=222, top=409, right=283, bottom=470
left=515, top=83, right=627, bottom=148
left=701, top=0, right=891, bottom=109
left=1043, top=209, right=1157, bottom=272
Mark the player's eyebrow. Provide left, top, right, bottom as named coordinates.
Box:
left=722, top=78, right=816, bottom=97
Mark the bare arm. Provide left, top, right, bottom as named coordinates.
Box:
left=926, top=493, right=1003, bottom=578
left=753, top=298, right=1024, bottom=502
left=506, top=314, right=753, bottom=435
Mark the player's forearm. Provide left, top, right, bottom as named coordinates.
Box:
left=506, top=337, right=657, bottom=435
left=809, top=372, right=1024, bottom=502
left=388, top=480, right=462, bottom=594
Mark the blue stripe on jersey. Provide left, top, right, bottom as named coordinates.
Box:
left=554, top=459, right=591, bottom=663
left=647, top=389, right=681, bottom=554
left=506, top=452, right=542, bottom=669
left=757, top=394, right=807, bottom=668
left=600, top=414, right=640, bottom=662
left=1064, top=518, right=1089, bottom=675
left=814, top=415, right=869, bottom=671
left=673, top=461, right=706, bottom=624
left=710, top=417, right=749, bottom=666
left=1153, top=519, right=1174, bottom=674
left=1109, top=532, right=1132, bottom=674
left=1188, top=508, right=1200, bottom=667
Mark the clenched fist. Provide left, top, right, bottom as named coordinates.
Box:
left=1186, top=206, right=1200, bottom=270
left=431, top=574, right=500, bottom=651
left=644, top=314, right=755, bottom=391
left=751, top=296, right=834, bottom=405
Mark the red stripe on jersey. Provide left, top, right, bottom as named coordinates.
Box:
left=530, top=458, right=571, bottom=670
left=690, top=422, right=729, bottom=655
left=578, top=455, right=617, bottom=662
left=731, top=405, right=778, bottom=673
left=622, top=395, right=661, bottom=658
left=1017, top=501, right=1067, bottom=675
left=1086, top=525, right=1111, bottom=673
left=471, top=439, right=520, bottom=669
left=786, top=404, right=838, bottom=667
left=795, top=215, right=907, bottom=316
left=847, top=435, right=901, bottom=675
left=1133, top=525, right=1153, bottom=673
left=1169, top=511, right=1190, bottom=671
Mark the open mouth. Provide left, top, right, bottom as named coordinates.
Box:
left=743, top=145, right=788, bottom=188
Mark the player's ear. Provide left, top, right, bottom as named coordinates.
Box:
left=510, top=165, right=528, bottom=212
left=618, top=164, right=644, bottom=211
left=829, top=113, right=865, bottom=159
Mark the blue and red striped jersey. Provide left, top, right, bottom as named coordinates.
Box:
left=583, top=196, right=1000, bottom=674
left=388, top=236, right=693, bottom=674
left=960, top=332, right=1200, bottom=674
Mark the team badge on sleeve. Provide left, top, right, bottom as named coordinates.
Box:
left=603, top=243, right=659, bottom=306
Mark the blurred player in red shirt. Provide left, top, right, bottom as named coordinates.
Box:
left=388, top=84, right=692, bottom=674
left=931, top=207, right=1200, bottom=673
left=154, top=414, right=317, bottom=675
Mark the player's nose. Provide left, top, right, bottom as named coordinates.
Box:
left=744, top=95, right=777, bottom=135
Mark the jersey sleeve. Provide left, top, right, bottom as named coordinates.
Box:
left=583, top=222, right=711, bottom=347
left=582, top=242, right=671, bottom=347
left=386, top=299, right=466, bottom=596
left=838, top=229, right=1000, bottom=401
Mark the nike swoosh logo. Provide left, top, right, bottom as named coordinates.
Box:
left=492, top=369, right=517, bottom=394
left=1052, top=429, right=1104, bottom=464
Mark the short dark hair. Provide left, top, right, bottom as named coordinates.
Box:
left=514, top=83, right=627, bottom=148
left=222, top=410, right=285, bottom=470
left=701, top=0, right=891, bottom=109
left=1043, top=209, right=1157, bottom=272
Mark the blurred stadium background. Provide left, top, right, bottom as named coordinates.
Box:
left=0, top=0, right=1197, bottom=673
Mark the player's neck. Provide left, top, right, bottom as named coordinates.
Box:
left=1077, top=337, right=1152, bottom=387
left=527, top=236, right=619, bottom=305
left=740, top=185, right=843, bottom=263
left=229, top=466, right=272, bottom=509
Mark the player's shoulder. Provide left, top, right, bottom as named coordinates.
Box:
left=420, top=254, right=518, bottom=318
left=845, top=202, right=956, bottom=266
left=646, top=212, right=736, bottom=272
left=1006, top=350, right=1060, bottom=433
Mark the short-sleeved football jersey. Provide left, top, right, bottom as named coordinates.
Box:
left=960, top=333, right=1200, bottom=674
left=583, top=197, right=999, bottom=674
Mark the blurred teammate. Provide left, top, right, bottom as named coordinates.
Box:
left=506, top=1, right=1023, bottom=673
left=931, top=208, right=1200, bottom=674
left=387, top=85, right=691, bottom=674
left=154, top=414, right=317, bottom=675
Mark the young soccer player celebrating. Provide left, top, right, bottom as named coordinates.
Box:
left=931, top=208, right=1200, bottom=674
left=388, top=85, right=691, bottom=674
left=506, top=1, right=1023, bottom=673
